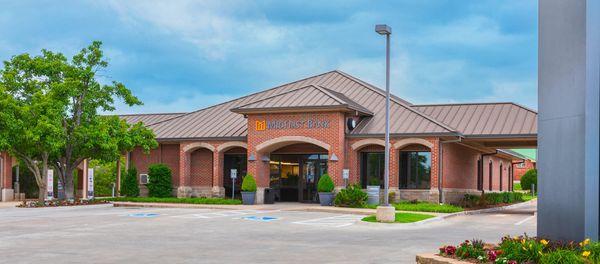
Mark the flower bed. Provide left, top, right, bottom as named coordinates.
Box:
left=101, top=196, right=242, bottom=205
left=437, top=235, right=599, bottom=263
left=18, top=199, right=110, bottom=208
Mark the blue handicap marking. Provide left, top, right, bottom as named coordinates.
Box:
left=242, top=216, right=279, bottom=222
left=128, top=213, right=159, bottom=218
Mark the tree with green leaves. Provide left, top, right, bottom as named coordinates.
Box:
left=0, top=41, right=157, bottom=201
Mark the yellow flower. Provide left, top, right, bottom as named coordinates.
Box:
left=521, top=239, right=526, bottom=244
left=583, top=251, right=591, bottom=257
left=540, top=239, right=549, bottom=246
left=583, top=238, right=591, bottom=246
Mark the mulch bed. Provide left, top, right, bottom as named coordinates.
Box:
left=17, top=199, right=110, bottom=208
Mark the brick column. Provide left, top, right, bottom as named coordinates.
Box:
left=212, top=151, right=224, bottom=197
left=177, top=144, right=192, bottom=198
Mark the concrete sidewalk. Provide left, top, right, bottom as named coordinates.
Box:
left=111, top=201, right=447, bottom=216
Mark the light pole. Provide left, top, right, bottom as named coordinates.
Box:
left=375, top=24, right=395, bottom=222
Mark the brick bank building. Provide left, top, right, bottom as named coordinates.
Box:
left=0, top=70, right=538, bottom=203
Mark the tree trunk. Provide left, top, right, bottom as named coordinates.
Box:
left=64, top=167, right=75, bottom=200
left=38, top=184, right=46, bottom=202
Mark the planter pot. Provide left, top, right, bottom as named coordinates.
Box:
left=318, top=192, right=334, bottom=206
left=241, top=191, right=256, bottom=205
left=366, top=185, right=380, bottom=205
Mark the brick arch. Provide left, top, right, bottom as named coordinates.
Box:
left=255, top=136, right=331, bottom=154
left=183, top=142, right=215, bottom=153
left=216, top=141, right=248, bottom=153
left=393, top=138, right=434, bottom=150
left=351, top=138, right=385, bottom=150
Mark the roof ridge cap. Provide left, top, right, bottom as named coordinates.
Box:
left=148, top=71, right=339, bottom=128
left=334, top=70, right=460, bottom=134
left=232, top=84, right=337, bottom=110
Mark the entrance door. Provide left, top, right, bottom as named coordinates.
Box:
left=270, top=154, right=327, bottom=203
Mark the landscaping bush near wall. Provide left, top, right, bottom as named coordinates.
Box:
left=334, top=184, right=367, bottom=208
left=520, top=169, right=537, bottom=191
left=147, top=164, right=172, bottom=198
left=121, top=167, right=139, bottom=197
left=461, top=192, right=524, bottom=208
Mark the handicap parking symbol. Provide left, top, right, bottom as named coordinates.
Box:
left=242, top=216, right=279, bottom=222
left=128, top=213, right=160, bottom=218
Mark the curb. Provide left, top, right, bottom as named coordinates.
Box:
left=439, top=199, right=537, bottom=220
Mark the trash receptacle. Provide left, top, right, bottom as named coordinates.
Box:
left=264, top=188, right=275, bottom=204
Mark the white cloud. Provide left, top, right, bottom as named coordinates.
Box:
left=106, top=0, right=290, bottom=60
left=109, top=92, right=237, bottom=115
left=413, top=16, right=523, bottom=47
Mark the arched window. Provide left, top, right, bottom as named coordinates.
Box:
left=399, top=150, right=431, bottom=189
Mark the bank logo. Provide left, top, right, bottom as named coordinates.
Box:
left=256, top=120, right=266, bottom=131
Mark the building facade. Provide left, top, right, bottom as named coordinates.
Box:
left=120, top=71, right=537, bottom=204
left=0, top=70, right=538, bottom=203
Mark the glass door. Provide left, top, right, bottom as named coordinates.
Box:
left=299, top=154, right=328, bottom=203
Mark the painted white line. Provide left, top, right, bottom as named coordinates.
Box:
left=292, top=214, right=363, bottom=228
left=170, top=210, right=279, bottom=219
left=515, top=215, right=536, bottom=226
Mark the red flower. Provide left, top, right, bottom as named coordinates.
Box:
left=487, top=250, right=497, bottom=261
left=443, top=246, right=457, bottom=256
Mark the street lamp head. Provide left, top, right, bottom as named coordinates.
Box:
left=375, top=24, right=392, bottom=35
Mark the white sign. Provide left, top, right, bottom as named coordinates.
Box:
left=230, top=169, right=238, bottom=179
left=342, top=169, right=350, bottom=179
left=87, top=168, right=94, bottom=199
left=46, top=169, right=54, bottom=200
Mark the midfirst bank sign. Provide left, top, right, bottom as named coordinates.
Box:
left=256, top=117, right=330, bottom=131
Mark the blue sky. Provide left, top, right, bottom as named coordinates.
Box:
left=0, top=0, right=538, bottom=114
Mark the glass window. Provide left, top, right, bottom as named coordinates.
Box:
left=360, top=152, right=384, bottom=188
left=399, top=151, right=431, bottom=189
left=516, top=162, right=525, bottom=168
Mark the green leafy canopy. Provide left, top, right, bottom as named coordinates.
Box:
left=0, top=41, right=158, bottom=200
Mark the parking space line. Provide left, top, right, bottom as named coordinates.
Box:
left=292, top=214, right=363, bottom=228
left=514, top=215, right=536, bottom=225
left=170, top=210, right=279, bottom=219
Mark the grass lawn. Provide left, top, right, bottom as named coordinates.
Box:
left=101, top=197, right=242, bottom=205
left=362, top=212, right=435, bottom=223
left=522, top=193, right=537, bottom=201
left=393, top=201, right=463, bottom=213
left=365, top=201, right=463, bottom=213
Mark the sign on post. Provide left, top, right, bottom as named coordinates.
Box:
left=231, top=169, right=237, bottom=199
left=87, top=168, right=94, bottom=199
left=342, top=169, right=350, bottom=187
left=46, top=169, right=54, bottom=200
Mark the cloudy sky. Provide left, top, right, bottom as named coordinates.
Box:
left=0, top=0, right=538, bottom=114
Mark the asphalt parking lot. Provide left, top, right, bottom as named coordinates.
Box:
left=0, top=203, right=536, bottom=264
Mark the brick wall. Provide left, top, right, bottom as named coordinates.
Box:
left=513, top=159, right=536, bottom=181
left=246, top=112, right=346, bottom=187
left=189, top=148, right=213, bottom=186
left=129, top=143, right=181, bottom=188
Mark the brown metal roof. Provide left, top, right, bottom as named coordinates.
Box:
left=231, top=85, right=373, bottom=115
left=413, top=103, right=537, bottom=137
left=119, top=113, right=186, bottom=126
left=146, top=70, right=457, bottom=140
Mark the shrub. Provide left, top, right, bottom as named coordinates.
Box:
left=241, top=174, right=257, bottom=192
left=121, top=167, right=139, bottom=197
left=498, top=235, right=544, bottom=263
left=455, top=240, right=486, bottom=260
left=461, top=192, right=524, bottom=207
left=147, top=164, right=173, bottom=198
left=521, top=169, right=537, bottom=191
left=540, top=249, right=585, bottom=264
left=317, top=174, right=334, bottom=192
left=334, top=184, right=367, bottom=208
